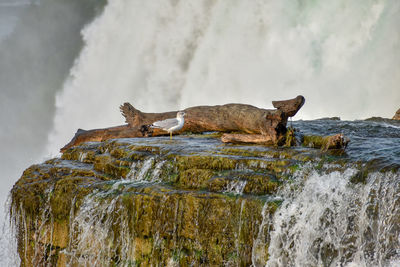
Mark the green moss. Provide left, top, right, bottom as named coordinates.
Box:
left=128, top=145, right=160, bottom=153
left=110, top=147, right=130, bottom=159
left=242, top=174, right=279, bottom=195
left=245, top=158, right=290, bottom=174
left=51, top=177, right=96, bottom=221
left=178, top=169, right=214, bottom=189
left=302, top=135, right=334, bottom=150
left=219, top=148, right=266, bottom=157
left=61, top=146, right=98, bottom=163
left=288, top=164, right=300, bottom=173
left=207, top=177, right=229, bottom=192
left=283, top=127, right=297, bottom=147
left=93, top=155, right=130, bottom=178
left=129, top=152, right=150, bottom=161
left=175, top=155, right=237, bottom=171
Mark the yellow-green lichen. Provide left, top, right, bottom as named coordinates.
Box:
left=177, top=169, right=214, bottom=189
left=175, top=155, right=237, bottom=171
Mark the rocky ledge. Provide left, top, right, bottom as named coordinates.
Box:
left=10, top=132, right=394, bottom=266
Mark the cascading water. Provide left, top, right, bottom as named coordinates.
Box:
left=67, top=194, right=134, bottom=266
left=263, top=167, right=400, bottom=267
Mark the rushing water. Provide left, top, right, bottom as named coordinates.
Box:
left=266, top=168, right=400, bottom=267
left=293, top=119, right=400, bottom=167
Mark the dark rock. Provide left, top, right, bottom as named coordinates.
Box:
left=317, top=117, right=341, bottom=121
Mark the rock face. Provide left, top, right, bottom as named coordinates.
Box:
left=393, top=108, right=400, bottom=120
left=10, top=132, right=379, bottom=266
left=11, top=134, right=336, bottom=266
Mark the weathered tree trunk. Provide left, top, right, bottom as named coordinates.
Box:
left=61, top=96, right=305, bottom=152
left=120, top=95, right=305, bottom=134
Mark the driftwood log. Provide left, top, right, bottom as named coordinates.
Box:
left=61, top=95, right=305, bottom=152
left=221, top=134, right=276, bottom=145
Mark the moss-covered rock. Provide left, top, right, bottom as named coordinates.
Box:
left=10, top=135, right=362, bottom=266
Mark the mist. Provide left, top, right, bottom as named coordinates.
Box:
left=0, top=1, right=105, bottom=258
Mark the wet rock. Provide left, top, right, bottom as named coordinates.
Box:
left=302, top=134, right=349, bottom=151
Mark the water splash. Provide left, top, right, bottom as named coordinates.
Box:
left=252, top=202, right=274, bottom=266
left=132, top=157, right=155, bottom=181
left=234, top=200, right=246, bottom=264
left=78, top=152, right=87, bottom=162
left=152, top=160, right=167, bottom=182
left=112, top=157, right=165, bottom=190
left=224, top=180, right=247, bottom=195
left=127, top=157, right=165, bottom=182
left=264, top=167, right=400, bottom=267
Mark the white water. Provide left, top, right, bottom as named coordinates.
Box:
left=67, top=194, right=134, bottom=266
left=224, top=180, right=247, bottom=194
left=47, top=0, right=400, bottom=154
left=263, top=167, right=400, bottom=267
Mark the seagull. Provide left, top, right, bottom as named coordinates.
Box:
left=151, top=111, right=186, bottom=140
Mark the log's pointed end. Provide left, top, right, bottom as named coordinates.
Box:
left=60, top=140, right=76, bottom=154
left=272, top=95, right=305, bottom=117
left=60, top=143, right=70, bottom=153
left=60, top=129, right=87, bottom=153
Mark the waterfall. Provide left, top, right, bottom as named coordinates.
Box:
left=46, top=0, right=400, bottom=155
left=263, top=166, right=400, bottom=267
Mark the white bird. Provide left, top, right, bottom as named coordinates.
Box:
left=151, top=111, right=186, bottom=139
